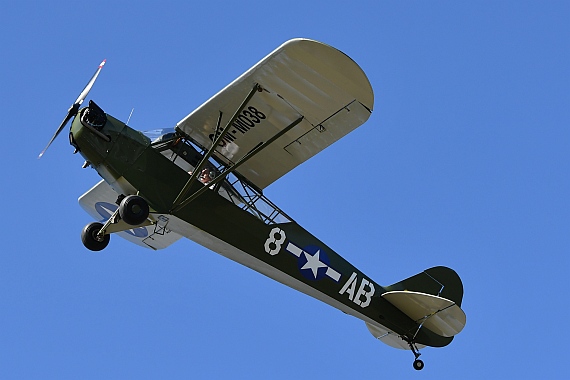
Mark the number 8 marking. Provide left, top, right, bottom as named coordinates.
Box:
left=264, top=227, right=286, bottom=256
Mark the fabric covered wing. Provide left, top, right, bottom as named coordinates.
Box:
left=176, top=38, right=374, bottom=189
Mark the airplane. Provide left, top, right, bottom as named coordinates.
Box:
left=39, top=39, right=466, bottom=370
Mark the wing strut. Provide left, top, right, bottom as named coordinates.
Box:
left=171, top=114, right=304, bottom=213
left=170, top=84, right=261, bottom=211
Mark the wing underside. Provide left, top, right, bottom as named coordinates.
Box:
left=176, top=38, right=374, bottom=189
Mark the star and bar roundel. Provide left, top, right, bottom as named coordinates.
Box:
left=264, top=227, right=341, bottom=282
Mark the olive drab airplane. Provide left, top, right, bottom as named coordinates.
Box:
left=40, top=39, right=466, bottom=370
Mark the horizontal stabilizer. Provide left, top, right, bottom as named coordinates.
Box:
left=382, top=291, right=466, bottom=337
left=79, top=180, right=182, bottom=250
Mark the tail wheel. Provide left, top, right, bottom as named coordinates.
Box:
left=81, top=222, right=110, bottom=251
left=119, top=195, right=149, bottom=225
left=413, top=359, right=424, bottom=371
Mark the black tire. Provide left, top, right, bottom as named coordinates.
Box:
left=119, top=195, right=149, bottom=225
left=413, top=359, right=424, bottom=371
left=81, top=222, right=110, bottom=251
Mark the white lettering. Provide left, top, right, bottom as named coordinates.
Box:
left=354, top=278, right=375, bottom=307
left=339, top=272, right=358, bottom=301
left=264, top=227, right=286, bottom=256
left=339, top=272, right=375, bottom=308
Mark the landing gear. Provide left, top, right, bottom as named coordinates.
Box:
left=81, top=222, right=110, bottom=251
left=119, top=195, right=149, bottom=225
left=81, top=195, right=151, bottom=251
left=405, top=337, right=425, bottom=371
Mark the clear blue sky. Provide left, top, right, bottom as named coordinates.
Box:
left=1, top=1, right=569, bottom=378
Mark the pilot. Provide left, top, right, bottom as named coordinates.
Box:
left=199, top=168, right=213, bottom=184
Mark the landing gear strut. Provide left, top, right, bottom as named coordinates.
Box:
left=405, top=338, right=425, bottom=371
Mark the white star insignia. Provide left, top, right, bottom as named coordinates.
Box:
left=301, top=249, right=328, bottom=278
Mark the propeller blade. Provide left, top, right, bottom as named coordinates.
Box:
left=38, top=59, right=106, bottom=159
left=75, top=59, right=106, bottom=106
left=38, top=107, right=76, bottom=159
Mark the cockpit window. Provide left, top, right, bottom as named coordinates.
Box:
left=149, top=132, right=292, bottom=225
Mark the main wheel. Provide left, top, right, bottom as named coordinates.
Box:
left=413, top=359, right=424, bottom=371
left=81, top=222, right=110, bottom=251
left=119, top=195, right=149, bottom=225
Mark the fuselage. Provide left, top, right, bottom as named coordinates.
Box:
left=69, top=102, right=452, bottom=348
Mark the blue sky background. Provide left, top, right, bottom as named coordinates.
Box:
left=1, top=1, right=569, bottom=378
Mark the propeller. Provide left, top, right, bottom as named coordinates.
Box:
left=38, top=59, right=106, bottom=158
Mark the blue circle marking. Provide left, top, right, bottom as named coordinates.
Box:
left=297, top=245, right=330, bottom=281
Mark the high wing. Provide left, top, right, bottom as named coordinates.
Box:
left=79, top=180, right=183, bottom=250
left=176, top=38, right=374, bottom=190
